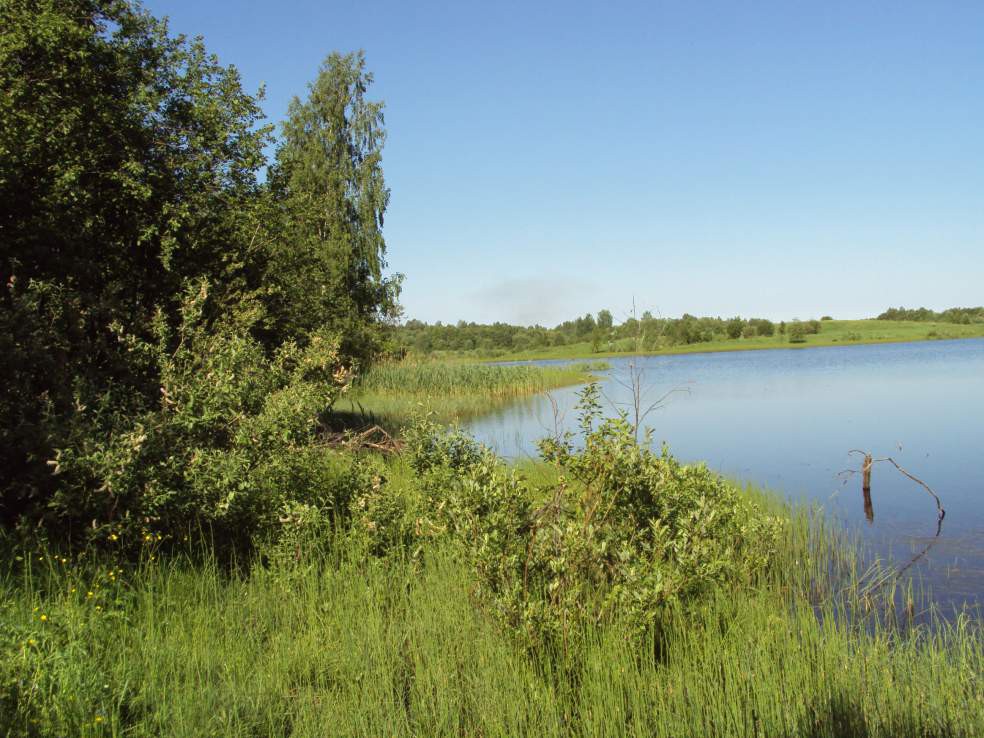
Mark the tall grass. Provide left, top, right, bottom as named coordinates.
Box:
left=2, top=477, right=981, bottom=737
left=342, top=360, right=605, bottom=428
left=357, top=361, right=603, bottom=398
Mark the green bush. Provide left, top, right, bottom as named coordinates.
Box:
left=1, top=1, right=397, bottom=555
left=359, top=388, right=782, bottom=647
left=43, top=283, right=353, bottom=554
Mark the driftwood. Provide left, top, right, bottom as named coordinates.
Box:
left=323, top=424, right=403, bottom=454
left=840, top=449, right=946, bottom=597
left=844, top=450, right=945, bottom=523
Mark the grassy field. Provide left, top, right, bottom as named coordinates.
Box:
left=2, top=458, right=981, bottom=738
left=480, top=319, right=984, bottom=362
left=337, top=360, right=607, bottom=429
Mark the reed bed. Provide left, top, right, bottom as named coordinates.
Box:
left=343, top=360, right=604, bottom=428
left=357, top=361, right=603, bottom=398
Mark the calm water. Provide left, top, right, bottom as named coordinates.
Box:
left=467, top=339, right=984, bottom=612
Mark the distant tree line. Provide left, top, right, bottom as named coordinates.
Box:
left=397, top=312, right=824, bottom=356
left=877, top=306, right=984, bottom=324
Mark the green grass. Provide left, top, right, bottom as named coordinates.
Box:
left=338, top=360, right=606, bottom=429
left=2, top=465, right=982, bottom=738
left=477, top=319, right=984, bottom=362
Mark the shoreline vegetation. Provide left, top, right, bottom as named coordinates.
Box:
left=395, top=316, right=984, bottom=363
left=3, top=4, right=982, bottom=737
left=489, top=320, right=984, bottom=362
left=4, top=418, right=982, bottom=737
left=337, top=360, right=609, bottom=430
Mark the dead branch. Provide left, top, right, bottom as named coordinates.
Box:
left=846, top=450, right=945, bottom=521
left=322, top=424, right=404, bottom=454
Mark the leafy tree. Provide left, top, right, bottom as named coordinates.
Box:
left=596, top=309, right=613, bottom=331
left=877, top=306, right=984, bottom=324
left=726, top=316, right=745, bottom=339
left=267, top=51, right=401, bottom=363
left=749, top=318, right=775, bottom=337
left=1, top=0, right=270, bottom=529
left=574, top=313, right=597, bottom=338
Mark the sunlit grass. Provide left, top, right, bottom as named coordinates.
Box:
left=2, top=467, right=981, bottom=737
left=340, top=360, right=605, bottom=429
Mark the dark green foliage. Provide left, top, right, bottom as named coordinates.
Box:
left=396, top=310, right=796, bottom=355
left=47, top=284, right=354, bottom=550
left=0, top=1, right=399, bottom=550
left=267, top=51, right=402, bottom=362
left=1, top=0, right=270, bottom=532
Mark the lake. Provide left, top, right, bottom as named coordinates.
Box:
left=467, top=338, right=984, bottom=613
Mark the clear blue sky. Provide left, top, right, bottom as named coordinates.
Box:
left=144, top=0, right=983, bottom=326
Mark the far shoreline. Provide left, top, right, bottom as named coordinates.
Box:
left=474, top=321, right=984, bottom=364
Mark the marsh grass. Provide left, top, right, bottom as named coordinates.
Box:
left=2, top=470, right=981, bottom=738
left=341, top=361, right=604, bottom=429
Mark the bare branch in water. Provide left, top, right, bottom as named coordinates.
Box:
left=845, top=449, right=945, bottom=522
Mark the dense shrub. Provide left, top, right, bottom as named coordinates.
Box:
left=1, top=1, right=397, bottom=552
left=358, top=388, right=782, bottom=646
left=40, top=283, right=352, bottom=552
left=788, top=323, right=808, bottom=343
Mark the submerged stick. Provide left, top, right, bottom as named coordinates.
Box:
left=862, top=487, right=874, bottom=524
left=846, top=449, right=945, bottom=522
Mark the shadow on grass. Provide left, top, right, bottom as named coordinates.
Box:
left=797, top=691, right=959, bottom=738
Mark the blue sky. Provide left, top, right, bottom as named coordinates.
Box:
left=144, top=0, right=983, bottom=326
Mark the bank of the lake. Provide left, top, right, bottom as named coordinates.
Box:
left=466, top=337, right=984, bottom=615
left=476, top=319, right=984, bottom=363
left=4, top=454, right=982, bottom=738
left=336, top=360, right=608, bottom=430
